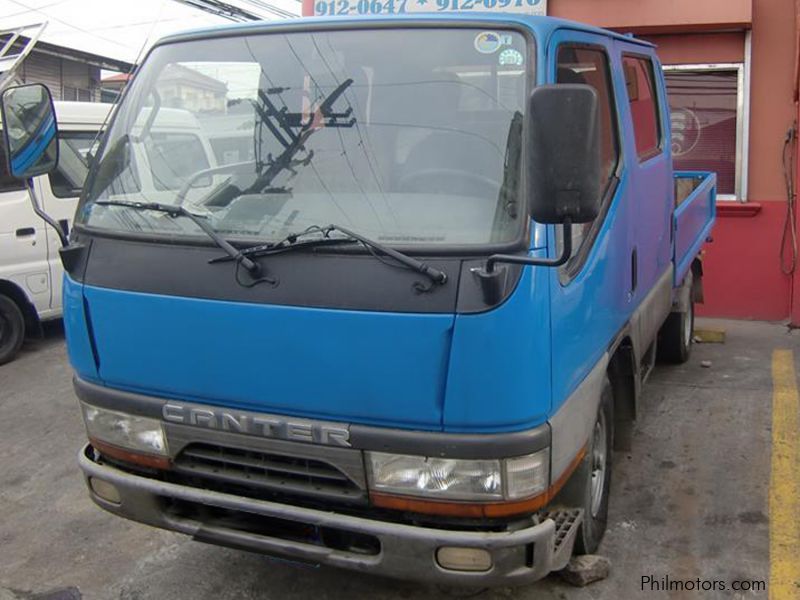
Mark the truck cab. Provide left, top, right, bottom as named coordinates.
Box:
left=0, top=14, right=715, bottom=585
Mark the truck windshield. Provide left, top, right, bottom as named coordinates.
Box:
left=78, top=28, right=529, bottom=247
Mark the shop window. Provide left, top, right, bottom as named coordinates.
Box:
left=664, top=67, right=740, bottom=198
left=556, top=45, right=620, bottom=270
left=623, top=55, right=662, bottom=160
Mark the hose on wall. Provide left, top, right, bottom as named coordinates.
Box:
left=781, top=122, right=798, bottom=275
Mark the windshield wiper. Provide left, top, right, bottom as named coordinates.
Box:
left=94, top=200, right=261, bottom=276
left=214, top=224, right=448, bottom=292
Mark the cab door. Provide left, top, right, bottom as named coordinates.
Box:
left=616, top=48, right=673, bottom=301
left=546, top=30, right=633, bottom=419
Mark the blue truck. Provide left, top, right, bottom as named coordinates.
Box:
left=0, top=13, right=715, bottom=585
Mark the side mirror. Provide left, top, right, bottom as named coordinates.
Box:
left=0, top=83, right=59, bottom=179
left=473, top=85, right=603, bottom=306
left=527, top=84, right=601, bottom=224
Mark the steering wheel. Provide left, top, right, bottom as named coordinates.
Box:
left=396, top=168, right=500, bottom=196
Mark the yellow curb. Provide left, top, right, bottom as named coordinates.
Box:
left=770, top=350, right=800, bottom=599
left=692, top=327, right=726, bottom=343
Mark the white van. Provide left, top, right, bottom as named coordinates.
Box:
left=0, top=101, right=111, bottom=364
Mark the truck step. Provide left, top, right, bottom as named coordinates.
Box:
left=543, top=508, right=583, bottom=571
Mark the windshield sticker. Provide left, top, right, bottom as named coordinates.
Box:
left=474, top=32, right=502, bottom=54
left=498, top=48, right=524, bottom=66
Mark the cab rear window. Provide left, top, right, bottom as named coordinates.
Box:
left=623, top=54, right=662, bottom=160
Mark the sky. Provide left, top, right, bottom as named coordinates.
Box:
left=0, top=0, right=301, bottom=65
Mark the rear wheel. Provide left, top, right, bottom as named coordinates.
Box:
left=659, top=300, right=694, bottom=364
left=555, top=377, right=614, bottom=555
left=0, top=294, right=25, bottom=365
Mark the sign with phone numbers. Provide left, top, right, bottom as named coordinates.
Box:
left=314, top=0, right=545, bottom=17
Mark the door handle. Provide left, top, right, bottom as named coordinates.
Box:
left=15, top=227, right=35, bottom=237
left=630, top=247, right=638, bottom=294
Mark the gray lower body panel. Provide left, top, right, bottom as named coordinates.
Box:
left=79, top=445, right=580, bottom=586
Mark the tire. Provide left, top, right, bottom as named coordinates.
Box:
left=555, top=377, right=614, bottom=555
left=659, top=300, right=694, bottom=364
left=0, top=294, right=25, bottom=365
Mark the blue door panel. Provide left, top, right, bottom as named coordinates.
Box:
left=82, top=285, right=454, bottom=430
left=546, top=29, right=633, bottom=411
left=548, top=171, right=632, bottom=408
left=617, top=44, right=673, bottom=299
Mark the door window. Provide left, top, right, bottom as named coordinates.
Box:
left=622, top=55, right=662, bottom=160
left=556, top=45, right=620, bottom=264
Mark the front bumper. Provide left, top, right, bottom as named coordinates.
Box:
left=79, top=444, right=581, bottom=586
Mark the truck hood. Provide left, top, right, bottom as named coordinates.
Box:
left=77, top=284, right=455, bottom=430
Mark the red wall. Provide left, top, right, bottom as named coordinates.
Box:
left=548, top=0, right=753, bottom=33
left=641, top=32, right=744, bottom=64
left=698, top=203, right=792, bottom=320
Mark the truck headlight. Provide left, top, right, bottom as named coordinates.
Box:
left=80, top=402, right=167, bottom=457
left=367, top=453, right=503, bottom=500
left=365, top=448, right=549, bottom=502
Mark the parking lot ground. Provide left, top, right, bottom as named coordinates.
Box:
left=0, top=318, right=794, bottom=599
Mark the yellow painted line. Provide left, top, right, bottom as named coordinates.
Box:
left=770, top=350, right=800, bottom=600
left=692, top=327, right=726, bottom=343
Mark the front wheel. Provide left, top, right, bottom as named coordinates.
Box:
left=555, top=377, right=614, bottom=555
left=0, top=294, right=25, bottom=365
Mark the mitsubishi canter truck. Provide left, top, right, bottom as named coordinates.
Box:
left=0, top=13, right=715, bottom=585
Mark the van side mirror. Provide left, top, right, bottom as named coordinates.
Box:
left=0, top=83, right=59, bottom=179
left=528, top=84, right=601, bottom=224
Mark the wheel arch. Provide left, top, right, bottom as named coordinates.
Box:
left=607, top=333, right=636, bottom=452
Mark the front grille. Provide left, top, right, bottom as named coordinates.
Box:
left=172, top=443, right=364, bottom=502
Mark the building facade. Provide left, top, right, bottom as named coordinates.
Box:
left=301, top=0, right=799, bottom=322
left=7, top=37, right=132, bottom=103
